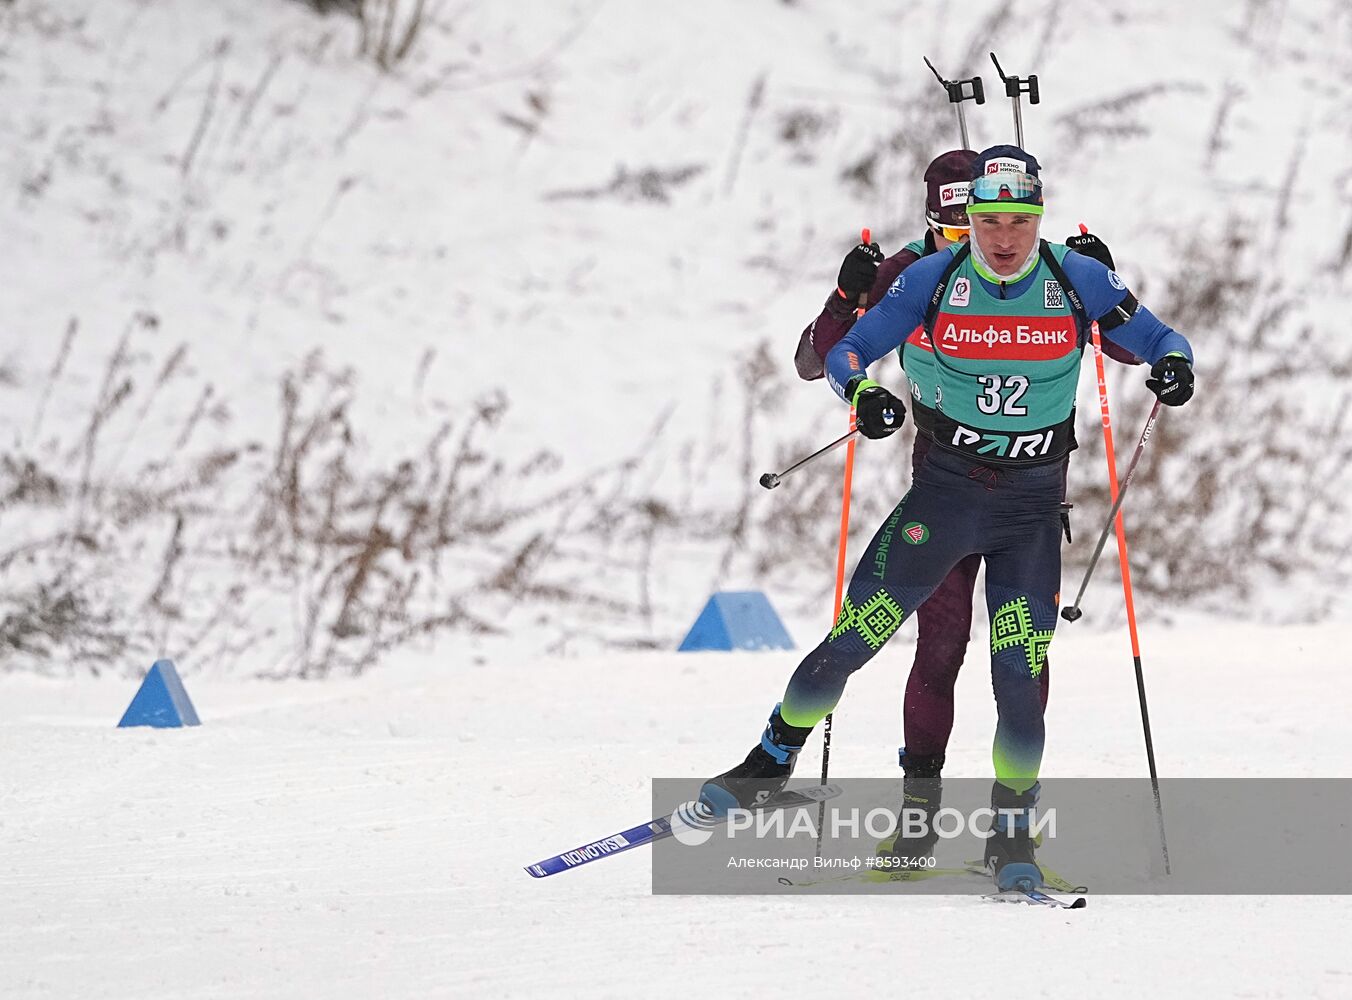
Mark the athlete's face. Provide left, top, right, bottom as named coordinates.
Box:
left=970, top=212, right=1040, bottom=276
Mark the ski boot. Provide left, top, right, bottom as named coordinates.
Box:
left=698, top=704, right=813, bottom=817
left=984, top=780, right=1044, bottom=891
left=877, top=750, right=944, bottom=865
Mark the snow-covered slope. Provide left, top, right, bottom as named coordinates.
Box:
left=2, top=619, right=1350, bottom=998
left=1, top=3, right=1349, bottom=668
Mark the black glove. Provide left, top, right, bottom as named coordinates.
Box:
left=1146, top=355, right=1194, bottom=406
left=848, top=378, right=906, bottom=439
left=837, top=241, right=885, bottom=301
left=1065, top=230, right=1115, bottom=269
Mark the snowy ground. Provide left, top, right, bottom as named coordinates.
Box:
left=3, top=617, right=1350, bottom=998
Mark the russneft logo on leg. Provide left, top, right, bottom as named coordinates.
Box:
left=873, top=506, right=907, bottom=579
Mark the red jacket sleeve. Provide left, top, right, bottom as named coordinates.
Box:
left=1100, top=336, right=1142, bottom=366
left=794, top=248, right=922, bottom=380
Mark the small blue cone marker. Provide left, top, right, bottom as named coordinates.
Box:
left=117, top=659, right=201, bottom=728
left=677, top=591, right=795, bottom=652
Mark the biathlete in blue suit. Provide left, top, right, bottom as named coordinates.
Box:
left=700, top=145, right=1196, bottom=891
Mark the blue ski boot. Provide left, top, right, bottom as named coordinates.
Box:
left=985, top=781, right=1044, bottom=890
left=878, top=750, right=944, bottom=863
left=698, top=704, right=813, bottom=817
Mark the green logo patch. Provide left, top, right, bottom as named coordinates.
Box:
left=902, top=521, right=929, bottom=545
left=991, top=596, right=1054, bottom=678
left=830, top=590, right=905, bottom=650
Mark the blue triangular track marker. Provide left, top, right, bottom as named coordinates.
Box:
left=677, top=591, right=794, bottom=651
left=117, top=659, right=201, bottom=728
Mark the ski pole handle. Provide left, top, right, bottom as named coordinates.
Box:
left=855, top=227, right=872, bottom=316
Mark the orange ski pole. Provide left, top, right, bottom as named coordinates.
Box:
left=816, top=227, right=869, bottom=852
left=1069, top=223, right=1171, bottom=872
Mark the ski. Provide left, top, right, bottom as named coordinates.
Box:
left=777, top=864, right=979, bottom=888
left=963, top=860, right=1087, bottom=895
left=983, top=886, right=1088, bottom=909
left=523, top=783, right=842, bottom=878
left=780, top=858, right=1086, bottom=894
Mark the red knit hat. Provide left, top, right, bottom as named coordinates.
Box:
left=925, top=149, right=980, bottom=228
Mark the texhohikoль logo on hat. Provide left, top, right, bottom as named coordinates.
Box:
left=939, top=182, right=970, bottom=206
